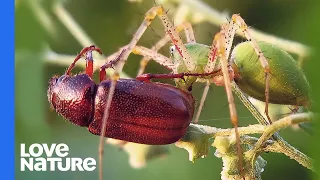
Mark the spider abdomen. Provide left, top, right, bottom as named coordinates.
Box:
left=231, top=41, right=311, bottom=107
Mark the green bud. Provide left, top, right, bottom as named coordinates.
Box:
left=213, top=135, right=267, bottom=179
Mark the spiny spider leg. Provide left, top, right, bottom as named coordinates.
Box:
left=116, top=6, right=195, bottom=73
left=193, top=24, right=221, bottom=124
left=183, top=22, right=196, bottom=44
left=193, top=24, right=233, bottom=123
left=193, top=80, right=210, bottom=123
left=137, top=35, right=171, bottom=76
left=192, top=24, right=228, bottom=124
left=101, top=45, right=175, bottom=73
left=133, top=46, right=175, bottom=70
left=213, top=30, right=244, bottom=178
left=99, top=49, right=126, bottom=81
left=85, top=48, right=123, bottom=180
left=137, top=22, right=196, bottom=76
left=228, top=14, right=272, bottom=124
left=79, top=46, right=126, bottom=180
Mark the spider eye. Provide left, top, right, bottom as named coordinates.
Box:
left=170, top=46, right=175, bottom=54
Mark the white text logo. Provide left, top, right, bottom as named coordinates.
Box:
left=20, top=143, right=96, bottom=171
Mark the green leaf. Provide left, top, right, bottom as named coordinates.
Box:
left=175, top=124, right=212, bottom=162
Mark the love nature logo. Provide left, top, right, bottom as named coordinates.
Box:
left=20, top=143, right=96, bottom=172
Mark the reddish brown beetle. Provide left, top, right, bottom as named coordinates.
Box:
left=47, top=46, right=219, bottom=145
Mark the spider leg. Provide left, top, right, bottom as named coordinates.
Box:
left=116, top=6, right=196, bottom=73
left=213, top=28, right=244, bottom=179
left=229, top=14, right=272, bottom=124
left=137, top=22, right=196, bottom=75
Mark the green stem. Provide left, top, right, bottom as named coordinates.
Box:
left=252, top=112, right=313, bottom=153
left=231, top=82, right=315, bottom=171
left=274, top=136, right=314, bottom=171
left=231, top=82, right=270, bottom=126
left=53, top=2, right=94, bottom=47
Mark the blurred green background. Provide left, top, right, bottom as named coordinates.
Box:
left=15, top=0, right=320, bottom=180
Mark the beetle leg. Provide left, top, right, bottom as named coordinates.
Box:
left=65, top=45, right=102, bottom=77
left=85, top=50, right=94, bottom=78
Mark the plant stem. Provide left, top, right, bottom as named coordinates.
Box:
left=252, top=113, right=313, bottom=151
left=190, top=111, right=314, bottom=171
left=29, top=0, right=57, bottom=38
left=231, top=82, right=315, bottom=171
left=53, top=2, right=94, bottom=47
left=231, top=82, right=270, bottom=126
